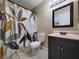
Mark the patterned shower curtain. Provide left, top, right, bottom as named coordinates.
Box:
left=6, top=0, right=37, bottom=45
left=0, top=0, right=37, bottom=59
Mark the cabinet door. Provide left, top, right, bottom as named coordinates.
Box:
left=48, top=36, right=61, bottom=59
left=62, top=39, right=79, bottom=59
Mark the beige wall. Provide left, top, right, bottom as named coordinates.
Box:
left=33, top=0, right=78, bottom=48
left=33, top=0, right=79, bottom=34
left=33, top=0, right=52, bottom=34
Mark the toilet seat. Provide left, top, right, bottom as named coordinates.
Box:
left=30, top=41, right=41, bottom=49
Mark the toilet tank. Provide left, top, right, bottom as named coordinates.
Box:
left=37, top=33, right=45, bottom=42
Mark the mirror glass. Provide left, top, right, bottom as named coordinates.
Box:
left=53, top=2, right=73, bottom=27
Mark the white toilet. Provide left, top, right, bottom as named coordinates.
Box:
left=30, top=33, right=45, bottom=55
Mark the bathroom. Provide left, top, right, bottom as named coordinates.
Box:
left=0, top=0, right=79, bottom=59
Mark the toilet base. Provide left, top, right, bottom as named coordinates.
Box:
left=31, top=47, right=40, bottom=56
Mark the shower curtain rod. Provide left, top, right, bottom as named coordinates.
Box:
left=8, top=0, right=37, bottom=14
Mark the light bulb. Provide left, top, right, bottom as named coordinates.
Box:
left=49, top=2, right=52, bottom=6
left=53, top=0, right=57, bottom=3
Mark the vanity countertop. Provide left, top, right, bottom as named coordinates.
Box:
left=48, top=33, right=79, bottom=40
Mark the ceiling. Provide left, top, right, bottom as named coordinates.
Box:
left=9, top=0, right=44, bottom=10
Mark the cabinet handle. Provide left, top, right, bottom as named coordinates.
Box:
left=61, top=48, right=64, bottom=50
left=57, top=46, right=60, bottom=49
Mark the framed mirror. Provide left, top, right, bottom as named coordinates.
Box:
left=52, top=2, right=73, bottom=28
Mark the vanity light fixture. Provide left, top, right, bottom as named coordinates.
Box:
left=50, top=0, right=66, bottom=8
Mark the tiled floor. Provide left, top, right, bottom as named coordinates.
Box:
left=19, top=47, right=48, bottom=59
left=4, top=47, right=48, bottom=59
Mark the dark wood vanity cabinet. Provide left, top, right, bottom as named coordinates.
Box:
left=48, top=36, right=79, bottom=59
